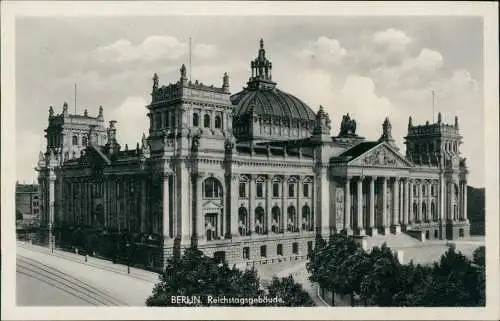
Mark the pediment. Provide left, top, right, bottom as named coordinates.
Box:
left=348, top=143, right=412, bottom=168
left=202, top=200, right=222, bottom=210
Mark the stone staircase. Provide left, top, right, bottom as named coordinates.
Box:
left=365, top=232, right=424, bottom=250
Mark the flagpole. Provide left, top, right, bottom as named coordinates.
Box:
left=432, top=90, right=435, bottom=123
left=189, top=37, right=192, bottom=82
left=74, top=83, right=77, bottom=114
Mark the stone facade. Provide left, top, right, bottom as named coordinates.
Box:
left=37, top=39, right=470, bottom=269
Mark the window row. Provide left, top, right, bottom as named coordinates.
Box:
left=71, top=135, right=88, bottom=146
left=192, top=113, right=223, bottom=129
left=412, top=184, right=437, bottom=197
left=237, top=205, right=313, bottom=235
left=242, top=242, right=300, bottom=260
left=239, top=181, right=311, bottom=198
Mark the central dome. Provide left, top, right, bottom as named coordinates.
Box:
left=231, top=39, right=317, bottom=142
left=231, top=87, right=316, bottom=121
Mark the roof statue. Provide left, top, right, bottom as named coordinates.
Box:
left=455, top=116, right=459, bottom=129
left=49, top=106, right=54, bottom=117
left=63, top=102, right=68, bottom=113
left=153, top=73, right=159, bottom=90
left=84, top=109, right=88, bottom=117
left=222, top=72, right=230, bottom=92
left=339, top=113, right=357, bottom=136
left=437, top=112, right=442, bottom=124
left=98, top=105, right=103, bottom=118
left=408, top=116, right=413, bottom=128
left=180, top=64, right=187, bottom=82
left=314, top=105, right=331, bottom=135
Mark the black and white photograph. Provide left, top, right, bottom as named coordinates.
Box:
left=2, top=1, right=499, bottom=320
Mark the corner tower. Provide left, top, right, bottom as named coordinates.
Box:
left=404, top=112, right=469, bottom=239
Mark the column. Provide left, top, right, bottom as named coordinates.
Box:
left=427, top=181, right=432, bottom=221
left=463, top=181, right=468, bottom=221
left=450, top=181, right=456, bottom=221
left=392, top=177, right=400, bottom=234
left=195, top=173, right=204, bottom=242
left=369, top=176, right=377, bottom=236
left=357, top=177, right=365, bottom=235
left=230, top=175, right=239, bottom=237
left=297, top=176, right=302, bottom=232
left=282, top=175, right=288, bottom=233
left=343, top=177, right=352, bottom=234
left=266, top=175, right=272, bottom=233
left=418, top=180, right=423, bottom=222
left=48, top=173, right=56, bottom=247
left=408, top=179, right=414, bottom=225
left=403, top=178, right=409, bottom=228
left=382, top=177, right=389, bottom=235
left=399, top=179, right=404, bottom=225
left=162, top=174, right=170, bottom=240
left=140, top=178, right=146, bottom=233
left=249, top=174, right=254, bottom=234
left=447, top=182, right=454, bottom=220
left=123, top=179, right=128, bottom=231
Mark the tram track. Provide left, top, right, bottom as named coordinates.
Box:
left=17, top=256, right=127, bottom=306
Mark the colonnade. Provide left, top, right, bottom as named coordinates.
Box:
left=339, top=176, right=467, bottom=235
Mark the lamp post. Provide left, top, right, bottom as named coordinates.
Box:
left=126, top=242, right=130, bottom=274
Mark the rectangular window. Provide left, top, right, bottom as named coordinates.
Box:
left=288, top=184, right=295, bottom=197
left=273, top=183, right=280, bottom=198
left=303, top=183, right=309, bottom=197
left=277, top=244, right=283, bottom=256
left=260, top=245, right=267, bottom=258
left=256, top=182, right=263, bottom=198
left=292, top=242, right=299, bottom=254
left=239, top=182, right=246, bottom=198
left=243, top=247, right=250, bottom=260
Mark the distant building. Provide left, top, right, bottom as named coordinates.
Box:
left=36, top=39, right=470, bottom=269
left=15, top=183, right=40, bottom=228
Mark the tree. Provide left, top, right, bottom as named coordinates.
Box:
left=16, top=209, right=24, bottom=221
left=146, top=246, right=264, bottom=306
left=359, top=243, right=402, bottom=306
left=267, top=275, right=314, bottom=306
left=473, top=246, right=485, bottom=268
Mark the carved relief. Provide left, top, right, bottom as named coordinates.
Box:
left=362, top=148, right=397, bottom=166
left=335, top=187, right=344, bottom=228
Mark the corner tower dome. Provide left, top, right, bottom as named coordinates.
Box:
left=231, top=39, right=317, bottom=142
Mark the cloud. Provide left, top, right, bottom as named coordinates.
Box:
left=332, top=75, right=406, bottom=145
left=193, top=44, right=217, bottom=59
left=297, top=36, right=347, bottom=65
left=16, top=130, right=45, bottom=184
left=107, top=96, right=149, bottom=148
left=371, top=48, right=444, bottom=87
left=91, top=35, right=218, bottom=64
left=92, top=35, right=187, bottom=63
left=373, top=28, right=411, bottom=52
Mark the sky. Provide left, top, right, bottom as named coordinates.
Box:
left=15, top=16, right=484, bottom=187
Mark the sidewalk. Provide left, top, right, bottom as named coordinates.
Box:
left=17, top=242, right=157, bottom=306
left=17, top=241, right=159, bottom=282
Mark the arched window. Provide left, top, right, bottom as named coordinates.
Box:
left=203, top=177, right=222, bottom=199
left=238, top=207, right=248, bottom=236
left=155, top=113, right=162, bottom=129
left=164, top=112, right=170, bottom=128
left=413, top=185, right=417, bottom=196
left=422, top=202, right=427, bottom=221
left=171, top=113, right=176, bottom=128
left=214, top=115, right=222, bottom=129
left=204, top=114, right=211, bottom=128
left=82, top=136, right=88, bottom=146
left=287, top=205, right=296, bottom=232
left=431, top=202, right=436, bottom=221
left=193, top=113, right=199, bottom=127
left=271, top=206, right=281, bottom=233
left=255, top=207, right=265, bottom=234
left=72, top=135, right=78, bottom=145
left=302, top=205, right=311, bottom=231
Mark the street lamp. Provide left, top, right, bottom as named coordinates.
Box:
left=126, top=242, right=130, bottom=274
